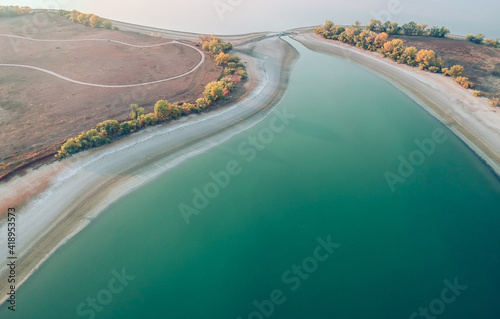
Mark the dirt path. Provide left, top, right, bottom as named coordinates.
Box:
left=0, top=35, right=204, bottom=87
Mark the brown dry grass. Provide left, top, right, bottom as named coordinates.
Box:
left=393, top=35, right=500, bottom=100
left=0, top=12, right=222, bottom=180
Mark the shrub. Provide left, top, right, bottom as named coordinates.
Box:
left=129, top=104, right=144, bottom=120
left=485, top=38, right=499, bottom=48
left=139, top=114, right=158, bottom=126
left=455, top=76, right=474, bottom=89
left=96, top=120, right=120, bottom=137
left=196, top=98, right=208, bottom=109
left=0, top=5, right=31, bottom=17
left=237, top=69, right=247, bottom=79
left=443, top=65, right=464, bottom=78
left=103, top=20, right=112, bottom=29
left=472, top=90, right=484, bottom=97
left=466, top=33, right=484, bottom=44
left=489, top=98, right=500, bottom=107
left=198, top=35, right=232, bottom=55
left=154, top=100, right=171, bottom=121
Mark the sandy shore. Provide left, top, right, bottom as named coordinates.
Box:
left=0, top=32, right=299, bottom=305
left=293, top=32, right=500, bottom=176
left=3, top=27, right=500, bottom=307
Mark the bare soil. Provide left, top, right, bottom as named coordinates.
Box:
left=392, top=35, right=500, bottom=99
left=0, top=12, right=222, bottom=180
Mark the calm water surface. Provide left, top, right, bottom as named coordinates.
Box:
left=1, top=38, right=500, bottom=318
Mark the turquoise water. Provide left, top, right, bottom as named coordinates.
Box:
left=2, top=38, right=500, bottom=318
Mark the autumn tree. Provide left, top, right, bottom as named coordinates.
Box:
left=415, top=49, right=444, bottom=72
left=129, top=104, right=144, bottom=120
left=381, top=39, right=405, bottom=60
left=455, top=76, right=473, bottom=89
left=203, top=81, right=224, bottom=105
left=402, top=46, right=418, bottom=66
left=374, top=32, right=389, bottom=48
left=89, top=14, right=101, bottom=28
left=138, top=114, right=156, bottom=126
left=215, top=52, right=230, bottom=65
left=485, top=38, right=499, bottom=48
left=199, top=35, right=232, bottom=55
left=77, top=13, right=90, bottom=26
left=338, top=28, right=357, bottom=45
left=415, top=24, right=429, bottom=36
left=443, top=65, right=464, bottom=78
left=0, top=5, right=31, bottom=17
left=196, top=98, right=208, bottom=109
left=154, top=100, right=171, bottom=121
left=466, top=33, right=484, bottom=44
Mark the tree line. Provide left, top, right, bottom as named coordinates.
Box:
left=364, top=19, right=450, bottom=38
left=199, top=35, right=248, bottom=80
left=315, top=20, right=474, bottom=89
left=58, top=10, right=115, bottom=30
left=466, top=34, right=499, bottom=47
left=0, top=5, right=31, bottom=17
left=57, top=36, right=246, bottom=158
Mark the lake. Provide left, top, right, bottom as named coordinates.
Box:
left=1, top=37, right=500, bottom=319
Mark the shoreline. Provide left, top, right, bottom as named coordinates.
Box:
left=292, top=32, right=500, bottom=177
left=0, top=34, right=299, bottom=306
left=2, top=25, right=500, bottom=308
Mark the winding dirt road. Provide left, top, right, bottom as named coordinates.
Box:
left=0, top=34, right=205, bottom=88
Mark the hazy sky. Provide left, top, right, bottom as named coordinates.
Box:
left=1, top=0, right=499, bottom=37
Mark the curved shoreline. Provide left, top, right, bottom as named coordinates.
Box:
left=292, top=32, right=500, bottom=177
left=0, top=35, right=299, bottom=306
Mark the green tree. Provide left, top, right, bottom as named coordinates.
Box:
left=139, top=114, right=158, bottom=126
left=402, top=21, right=418, bottom=35
left=383, top=21, right=401, bottom=35
left=154, top=100, right=171, bottom=120
left=473, top=33, right=484, bottom=44
left=96, top=120, right=120, bottom=137
left=430, top=26, right=450, bottom=37
left=129, top=104, right=144, bottom=120
left=366, top=19, right=382, bottom=32
left=103, top=20, right=112, bottom=29
left=196, top=98, right=208, bottom=109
